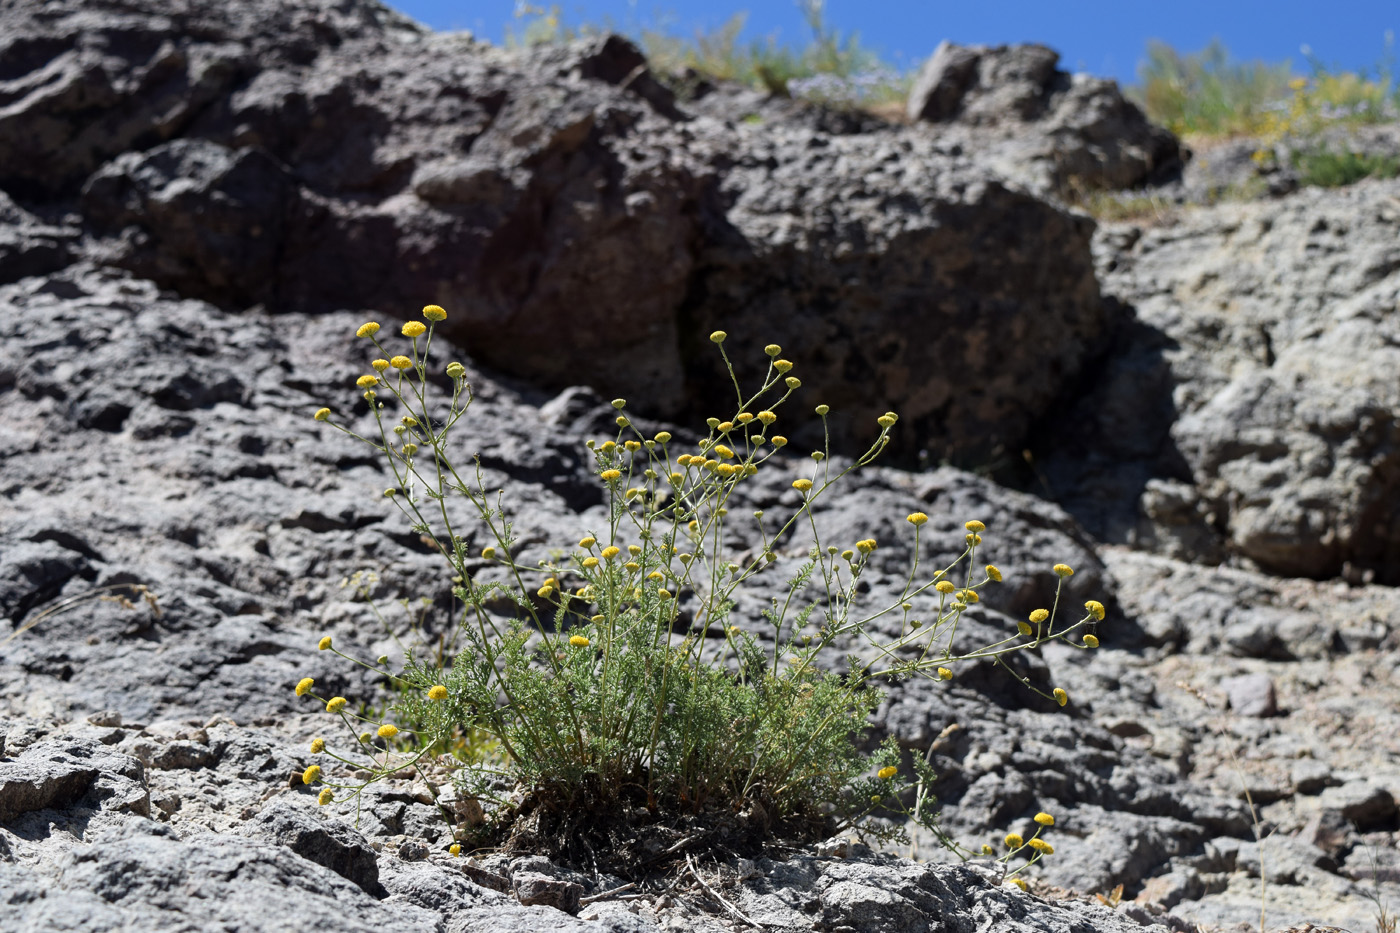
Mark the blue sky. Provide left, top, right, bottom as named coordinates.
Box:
left=387, top=1, right=1397, bottom=86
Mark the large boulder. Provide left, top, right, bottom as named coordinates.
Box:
left=1042, top=178, right=1400, bottom=583
left=0, top=0, right=1113, bottom=465
left=906, top=41, right=1184, bottom=193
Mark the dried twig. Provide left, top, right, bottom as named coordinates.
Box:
left=580, top=882, right=638, bottom=905
left=686, top=853, right=759, bottom=928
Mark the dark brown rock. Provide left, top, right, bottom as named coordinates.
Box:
left=0, top=0, right=1122, bottom=467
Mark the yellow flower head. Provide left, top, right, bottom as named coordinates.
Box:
left=356, top=375, right=378, bottom=388
left=959, top=590, right=979, bottom=604
left=1029, top=609, right=1049, bottom=623
left=906, top=512, right=929, bottom=526
left=764, top=344, right=781, bottom=356
left=965, top=533, right=982, bottom=546
left=422, top=305, right=447, bottom=321
left=313, top=408, right=331, bottom=421
left=785, top=376, right=801, bottom=389
left=713, top=444, right=735, bottom=459
left=1053, top=563, right=1074, bottom=577
left=1053, top=688, right=1069, bottom=707
left=428, top=685, right=448, bottom=701
left=481, top=546, right=496, bottom=559
left=1009, top=878, right=1028, bottom=892
left=295, top=677, right=314, bottom=696
left=377, top=723, right=399, bottom=739
left=579, top=536, right=597, bottom=549
left=965, top=520, right=986, bottom=533
left=935, top=581, right=956, bottom=594
left=814, top=404, right=829, bottom=416
left=1034, top=812, right=1055, bottom=826
left=1004, top=833, right=1023, bottom=849
left=841, top=549, right=854, bottom=561
left=792, top=479, right=813, bottom=491
left=1084, top=600, right=1106, bottom=620
left=569, top=635, right=590, bottom=647
left=1017, top=622, right=1033, bottom=637
left=937, top=667, right=952, bottom=681
left=771, top=436, right=788, bottom=447
left=877, top=414, right=897, bottom=428
left=856, top=538, right=877, bottom=554
left=582, top=556, right=599, bottom=569
left=446, top=361, right=466, bottom=379
left=654, top=431, right=672, bottom=444
left=877, top=766, right=898, bottom=780
left=317, top=788, right=334, bottom=806
left=372, top=359, right=391, bottom=372
left=310, top=738, right=325, bottom=753
left=986, top=565, right=1002, bottom=582
left=774, top=359, right=793, bottom=373
left=356, top=322, right=380, bottom=338
left=981, top=844, right=995, bottom=855
left=390, top=355, right=412, bottom=370
left=1028, top=839, right=1053, bottom=855
left=402, top=321, right=427, bottom=338
left=600, top=469, right=622, bottom=482
left=755, top=411, right=776, bottom=426
left=449, top=843, right=462, bottom=857
left=709, top=330, right=727, bottom=343
left=1083, top=634, right=1099, bottom=648
left=326, top=697, right=347, bottom=713
left=736, top=412, right=754, bottom=423
left=601, top=546, right=621, bottom=560
left=318, top=636, right=332, bottom=651
left=302, top=765, right=322, bottom=785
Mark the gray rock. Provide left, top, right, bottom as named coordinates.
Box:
left=1290, top=758, right=1334, bottom=795
left=1221, top=674, right=1277, bottom=718
left=0, top=737, right=147, bottom=823
left=1050, top=179, right=1400, bottom=584
left=738, top=855, right=1171, bottom=932
left=240, top=797, right=383, bottom=895
left=906, top=42, right=1183, bottom=192
left=512, top=870, right=583, bottom=914
left=7, top=820, right=441, bottom=933
left=0, top=191, right=76, bottom=284
left=1317, top=781, right=1397, bottom=830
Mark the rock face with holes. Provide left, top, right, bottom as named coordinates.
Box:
left=1040, top=177, right=1400, bottom=585
left=0, top=716, right=1203, bottom=933
left=2, top=0, right=1116, bottom=466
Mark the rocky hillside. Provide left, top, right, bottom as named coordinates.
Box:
left=1, top=2, right=1397, bottom=931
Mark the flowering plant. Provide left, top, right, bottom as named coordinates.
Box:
left=297, top=307, right=1103, bottom=873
